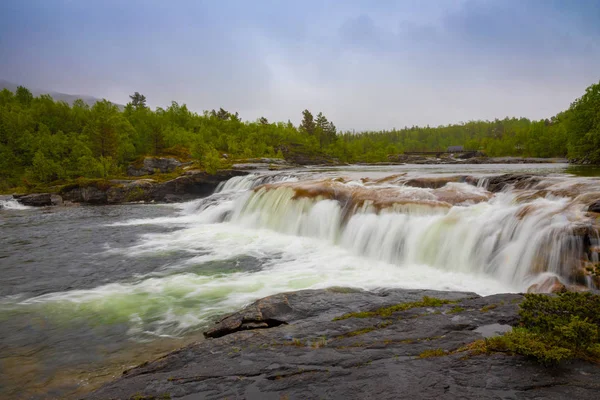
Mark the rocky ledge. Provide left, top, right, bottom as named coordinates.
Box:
left=87, top=288, right=599, bottom=400
left=12, top=169, right=248, bottom=206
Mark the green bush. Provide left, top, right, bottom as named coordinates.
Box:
left=485, top=292, right=600, bottom=365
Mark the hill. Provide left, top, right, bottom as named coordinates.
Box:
left=0, top=79, right=124, bottom=109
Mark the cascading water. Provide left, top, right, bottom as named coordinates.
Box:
left=225, top=175, right=599, bottom=290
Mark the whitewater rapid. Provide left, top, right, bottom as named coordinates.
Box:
left=11, top=170, right=599, bottom=340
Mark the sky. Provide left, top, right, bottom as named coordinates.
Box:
left=1, top=0, right=599, bottom=130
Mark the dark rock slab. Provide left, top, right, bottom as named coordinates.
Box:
left=14, top=193, right=54, bottom=206
left=85, top=288, right=600, bottom=399
left=484, top=174, right=541, bottom=192
left=59, top=170, right=249, bottom=204
left=150, top=169, right=248, bottom=201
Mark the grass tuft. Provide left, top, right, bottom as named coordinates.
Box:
left=333, top=296, right=456, bottom=321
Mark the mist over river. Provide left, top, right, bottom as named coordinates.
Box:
left=1, top=163, right=599, bottom=399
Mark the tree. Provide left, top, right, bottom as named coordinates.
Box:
left=84, top=100, right=121, bottom=159
left=15, top=86, right=33, bottom=107
left=129, top=92, right=147, bottom=109
left=212, top=108, right=231, bottom=121
left=259, top=117, right=269, bottom=125
left=300, top=110, right=316, bottom=135
left=566, top=81, right=600, bottom=163
left=315, top=112, right=337, bottom=147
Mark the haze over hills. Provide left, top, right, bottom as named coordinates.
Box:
left=0, top=79, right=124, bottom=109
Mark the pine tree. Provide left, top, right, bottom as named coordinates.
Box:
left=300, top=110, right=316, bottom=135
left=129, top=92, right=147, bottom=109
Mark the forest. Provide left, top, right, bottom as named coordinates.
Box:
left=0, top=81, right=599, bottom=191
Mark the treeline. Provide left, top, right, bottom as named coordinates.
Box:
left=1, top=81, right=599, bottom=190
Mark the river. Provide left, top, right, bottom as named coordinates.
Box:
left=1, top=163, right=599, bottom=399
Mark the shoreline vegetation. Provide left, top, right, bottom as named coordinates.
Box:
left=1, top=81, right=599, bottom=194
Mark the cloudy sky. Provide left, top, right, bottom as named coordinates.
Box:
left=1, top=0, right=599, bottom=130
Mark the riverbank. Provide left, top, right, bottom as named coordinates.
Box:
left=0, top=155, right=587, bottom=208
left=87, top=288, right=600, bottom=400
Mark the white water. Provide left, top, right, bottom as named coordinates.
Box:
left=0, top=198, right=31, bottom=210
left=11, top=170, right=600, bottom=338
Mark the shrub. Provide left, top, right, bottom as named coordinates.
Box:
left=460, top=292, right=600, bottom=365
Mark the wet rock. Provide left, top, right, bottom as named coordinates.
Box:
left=527, top=276, right=566, bottom=293
left=485, top=174, right=540, bottom=193
left=86, top=288, right=600, bottom=400
left=150, top=169, right=248, bottom=201
left=127, top=157, right=187, bottom=177
left=15, top=193, right=53, bottom=207
left=589, top=200, right=600, bottom=213
left=404, top=177, right=462, bottom=189
left=50, top=194, right=63, bottom=206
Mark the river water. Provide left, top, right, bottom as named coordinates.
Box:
left=1, top=164, right=599, bottom=399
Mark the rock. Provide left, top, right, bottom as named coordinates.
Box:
left=589, top=200, right=600, bottom=213
left=15, top=193, right=53, bottom=207
left=59, top=170, right=249, bottom=205
left=457, top=151, right=485, bottom=159
left=404, top=176, right=463, bottom=189
left=86, top=288, right=598, bottom=400
left=527, top=276, right=566, bottom=293
left=484, top=174, right=540, bottom=193
left=127, top=157, right=185, bottom=177
left=106, top=179, right=156, bottom=203
left=150, top=169, right=248, bottom=202
left=50, top=194, right=63, bottom=206
left=61, top=185, right=108, bottom=204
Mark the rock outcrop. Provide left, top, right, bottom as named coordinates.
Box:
left=127, top=157, right=188, bottom=177
left=14, top=193, right=63, bottom=207
left=60, top=170, right=249, bottom=205
left=87, top=288, right=600, bottom=400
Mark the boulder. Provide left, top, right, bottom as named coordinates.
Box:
left=15, top=193, right=53, bottom=207
left=527, top=276, right=566, bottom=293
left=127, top=157, right=184, bottom=177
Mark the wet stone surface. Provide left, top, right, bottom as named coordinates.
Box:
left=87, top=288, right=600, bottom=400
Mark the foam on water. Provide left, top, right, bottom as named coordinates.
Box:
left=0, top=198, right=31, bottom=210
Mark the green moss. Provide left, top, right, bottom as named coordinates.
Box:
left=333, top=296, right=456, bottom=321
left=418, top=348, right=447, bottom=358
left=327, top=287, right=361, bottom=294
left=448, top=306, right=465, bottom=314
left=125, top=186, right=147, bottom=202
left=338, top=321, right=393, bottom=339
left=480, top=304, right=498, bottom=313
left=340, top=327, right=376, bottom=338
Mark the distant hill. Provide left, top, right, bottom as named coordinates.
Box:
left=0, top=79, right=124, bottom=109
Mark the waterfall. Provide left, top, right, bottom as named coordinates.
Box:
left=223, top=176, right=596, bottom=290
left=215, top=173, right=299, bottom=193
